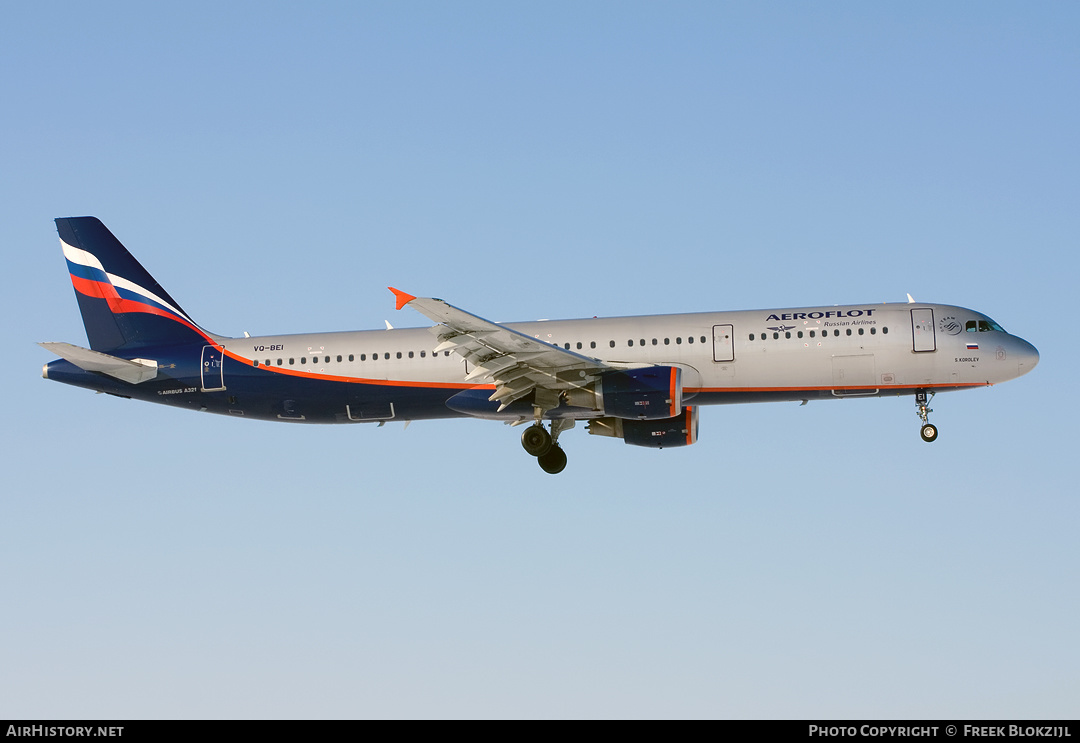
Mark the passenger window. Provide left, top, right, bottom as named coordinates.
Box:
left=701, top=336, right=706, bottom=343
left=289, top=358, right=295, bottom=365
left=610, top=340, right=615, bottom=348
left=590, top=341, right=596, bottom=349
left=846, top=329, right=852, bottom=336
left=676, top=337, right=682, bottom=344
left=254, top=360, right=259, bottom=367
left=870, top=328, right=876, bottom=335
left=688, top=336, right=694, bottom=344
left=809, top=331, right=815, bottom=338
left=785, top=332, right=791, bottom=339
left=385, top=353, right=391, bottom=360
left=858, top=328, right=864, bottom=335
left=409, top=351, right=414, bottom=358
left=652, top=339, right=657, bottom=345
left=749, top=334, right=755, bottom=341
left=883, top=327, right=889, bottom=334
left=797, top=331, right=803, bottom=338
left=349, top=354, right=354, bottom=361
left=577, top=342, right=582, bottom=349
left=420, top=351, right=426, bottom=358
left=277, top=359, right=283, bottom=365
left=301, top=357, right=306, bottom=364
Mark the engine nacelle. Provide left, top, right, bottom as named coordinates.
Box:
left=587, top=406, right=699, bottom=449
left=599, top=366, right=683, bottom=420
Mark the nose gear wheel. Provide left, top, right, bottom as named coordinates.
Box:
left=915, top=390, right=938, bottom=443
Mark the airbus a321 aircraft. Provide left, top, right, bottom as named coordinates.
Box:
left=41, top=217, right=1039, bottom=474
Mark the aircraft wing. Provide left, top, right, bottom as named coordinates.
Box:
left=390, top=288, right=610, bottom=413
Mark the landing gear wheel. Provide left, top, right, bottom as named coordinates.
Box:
left=537, top=444, right=567, bottom=474
left=920, top=423, right=938, bottom=443
left=521, top=425, right=552, bottom=457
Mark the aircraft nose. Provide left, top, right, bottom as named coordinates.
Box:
left=1017, top=337, right=1039, bottom=376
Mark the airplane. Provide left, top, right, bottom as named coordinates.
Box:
left=41, top=217, right=1039, bottom=474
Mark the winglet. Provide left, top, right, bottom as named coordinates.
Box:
left=389, top=287, right=417, bottom=311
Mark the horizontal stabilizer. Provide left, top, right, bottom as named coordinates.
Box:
left=39, top=342, right=158, bottom=384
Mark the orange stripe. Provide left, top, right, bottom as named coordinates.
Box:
left=669, top=367, right=678, bottom=417
left=221, top=348, right=493, bottom=389
left=72, top=274, right=214, bottom=343
left=109, top=298, right=213, bottom=342
left=684, top=382, right=989, bottom=393
left=70, top=273, right=120, bottom=302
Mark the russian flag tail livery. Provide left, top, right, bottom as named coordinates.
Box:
left=56, top=217, right=213, bottom=352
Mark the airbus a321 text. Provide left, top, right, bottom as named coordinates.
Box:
left=41, top=217, right=1039, bottom=474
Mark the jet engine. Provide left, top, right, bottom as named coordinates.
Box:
left=587, top=406, right=699, bottom=448
left=565, top=366, right=683, bottom=420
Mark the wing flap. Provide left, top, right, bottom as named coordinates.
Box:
left=393, top=290, right=611, bottom=414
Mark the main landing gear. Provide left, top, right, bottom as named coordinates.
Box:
left=521, top=419, right=573, bottom=474
left=915, top=390, right=938, bottom=442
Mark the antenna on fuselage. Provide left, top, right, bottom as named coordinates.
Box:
left=906, top=293, right=916, bottom=304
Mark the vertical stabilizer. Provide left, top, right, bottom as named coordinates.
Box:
left=56, top=217, right=213, bottom=351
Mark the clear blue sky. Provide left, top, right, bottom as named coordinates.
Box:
left=2, top=1, right=1077, bottom=718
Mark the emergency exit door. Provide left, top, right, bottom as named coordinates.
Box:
left=712, top=324, right=734, bottom=362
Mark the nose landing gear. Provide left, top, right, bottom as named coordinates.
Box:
left=520, top=419, right=573, bottom=474
left=916, top=390, right=938, bottom=442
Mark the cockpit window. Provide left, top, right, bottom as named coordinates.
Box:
left=966, top=319, right=1005, bottom=333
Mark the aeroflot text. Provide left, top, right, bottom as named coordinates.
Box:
left=808, top=728, right=1071, bottom=738
left=766, top=309, right=875, bottom=321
